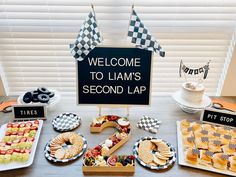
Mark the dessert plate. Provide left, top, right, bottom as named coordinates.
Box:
left=176, top=121, right=236, bottom=176
left=52, top=113, right=81, bottom=132
left=0, top=120, right=43, bottom=171
left=172, top=90, right=212, bottom=110
left=133, top=137, right=176, bottom=170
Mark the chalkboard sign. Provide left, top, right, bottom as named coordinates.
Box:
left=13, top=105, right=46, bottom=121
left=77, top=47, right=152, bottom=105
left=201, top=108, right=236, bottom=128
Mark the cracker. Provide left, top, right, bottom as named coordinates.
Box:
left=153, top=155, right=167, bottom=165
left=55, top=149, right=65, bottom=159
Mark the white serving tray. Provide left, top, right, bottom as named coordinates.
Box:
left=0, top=120, right=43, bottom=171
left=176, top=121, right=236, bottom=176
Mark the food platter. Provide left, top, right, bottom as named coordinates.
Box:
left=133, top=137, right=176, bottom=170
left=44, top=132, right=87, bottom=163
left=0, top=120, right=43, bottom=171
left=176, top=120, right=236, bottom=176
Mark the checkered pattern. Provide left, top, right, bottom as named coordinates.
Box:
left=70, top=11, right=102, bottom=61
left=44, top=133, right=87, bottom=163
left=52, top=113, right=81, bottom=132
left=127, top=9, right=165, bottom=57
left=137, top=115, right=161, bottom=134
left=133, top=137, right=176, bottom=170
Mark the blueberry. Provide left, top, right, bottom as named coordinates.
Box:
left=121, top=159, right=127, bottom=166
left=23, top=92, right=32, bottom=103
left=125, top=158, right=132, bottom=164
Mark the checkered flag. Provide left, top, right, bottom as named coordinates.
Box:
left=137, top=115, right=162, bottom=134
left=127, top=9, right=165, bottom=57
left=70, top=10, right=102, bottom=61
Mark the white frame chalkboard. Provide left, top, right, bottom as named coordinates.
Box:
left=76, top=46, right=154, bottom=107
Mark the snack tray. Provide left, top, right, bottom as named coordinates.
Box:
left=176, top=121, right=236, bottom=176
left=0, top=120, right=43, bottom=171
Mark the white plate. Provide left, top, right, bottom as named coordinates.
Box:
left=172, top=91, right=212, bottom=109
left=176, top=121, right=236, bottom=176
left=17, top=89, right=60, bottom=111
left=0, top=120, right=43, bottom=171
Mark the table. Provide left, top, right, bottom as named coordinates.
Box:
left=0, top=96, right=235, bottom=177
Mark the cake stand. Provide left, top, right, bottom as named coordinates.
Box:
left=172, top=90, right=212, bottom=114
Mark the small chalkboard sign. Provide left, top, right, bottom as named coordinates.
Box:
left=77, top=47, right=152, bottom=105
left=12, top=105, right=46, bottom=121
left=200, top=108, right=236, bottom=128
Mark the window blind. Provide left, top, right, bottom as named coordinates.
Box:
left=1, top=0, right=236, bottom=99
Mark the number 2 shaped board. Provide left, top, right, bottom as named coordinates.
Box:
left=82, top=115, right=135, bottom=175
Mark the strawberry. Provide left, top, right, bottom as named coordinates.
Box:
left=12, top=124, right=19, bottom=128
left=30, top=126, right=38, bottom=130
left=28, top=137, right=34, bottom=142
left=18, top=131, right=24, bottom=136
left=26, top=122, right=32, bottom=127
left=24, top=149, right=31, bottom=154
left=24, top=129, right=30, bottom=134
left=127, top=155, right=135, bottom=160
left=20, top=137, right=27, bottom=142
left=6, top=149, right=13, bottom=155
left=7, top=123, right=13, bottom=128
left=13, top=148, right=21, bottom=153
left=19, top=123, right=26, bottom=128
left=34, top=120, right=39, bottom=124
left=108, top=115, right=119, bottom=121
left=5, top=132, right=11, bottom=136
left=6, top=141, right=12, bottom=146
left=94, top=145, right=102, bottom=151
left=94, top=123, right=101, bottom=127
left=0, top=150, right=6, bottom=155
left=11, top=131, right=18, bottom=135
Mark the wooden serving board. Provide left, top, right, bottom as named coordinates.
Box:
left=83, top=120, right=135, bottom=175
left=83, top=164, right=135, bottom=175
left=176, top=121, right=236, bottom=176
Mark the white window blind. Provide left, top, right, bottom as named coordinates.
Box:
left=1, top=0, right=236, bottom=99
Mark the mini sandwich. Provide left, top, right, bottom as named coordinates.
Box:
left=222, top=144, right=236, bottom=156
left=230, top=129, right=236, bottom=139
left=216, top=126, right=230, bottom=135
left=220, top=134, right=232, bottom=145
left=202, top=124, right=216, bottom=132
left=199, top=150, right=213, bottom=166
left=194, top=129, right=208, bottom=139
left=195, top=137, right=209, bottom=150
left=183, top=136, right=195, bottom=149
left=209, top=140, right=222, bottom=153
left=229, top=155, right=236, bottom=172
left=181, top=127, right=194, bottom=137
left=190, top=122, right=202, bottom=132
left=185, top=148, right=199, bottom=165
left=208, top=132, right=221, bottom=141
left=180, top=119, right=191, bottom=130
left=212, top=153, right=229, bottom=170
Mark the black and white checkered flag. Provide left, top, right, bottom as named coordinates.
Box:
left=70, top=10, right=102, bottom=61
left=127, top=9, right=165, bottom=57
left=137, top=115, right=162, bottom=134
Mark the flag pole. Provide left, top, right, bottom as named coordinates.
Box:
left=127, top=4, right=134, bottom=39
